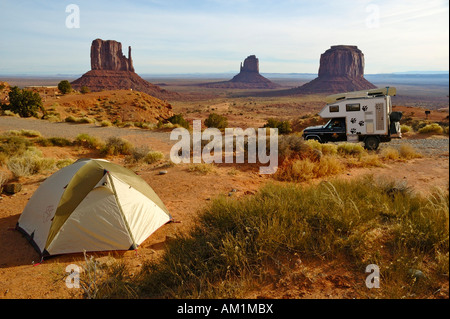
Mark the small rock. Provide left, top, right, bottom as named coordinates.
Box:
left=409, top=269, right=426, bottom=280
left=4, top=183, right=22, bottom=194
left=158, top=170, right=168, bottom=175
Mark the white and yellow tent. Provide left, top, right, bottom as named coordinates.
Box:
left=16, top=159, right=172, bottom=258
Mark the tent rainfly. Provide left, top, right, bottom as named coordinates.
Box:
left=16, top=159, right=172, bottom=258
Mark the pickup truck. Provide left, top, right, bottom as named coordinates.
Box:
left=302, top=87, right=402, bottom=150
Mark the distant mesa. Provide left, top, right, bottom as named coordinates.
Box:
left=295, top=45, right=376, bottom=94
left=199, top=55, right=280, bottom=89
left=71, top=39, right=178, bottom=100
left=90, top=39, right=135, bottom=72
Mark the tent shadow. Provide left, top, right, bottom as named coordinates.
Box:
left=0, top=213, right=42, bottom=268
left=0, top=213, right=131, bottom=268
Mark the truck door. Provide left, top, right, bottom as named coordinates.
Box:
left=328, top=118, right=347, bottom=141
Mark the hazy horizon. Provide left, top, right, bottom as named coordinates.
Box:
left=1, top=0, right=448, bottom=75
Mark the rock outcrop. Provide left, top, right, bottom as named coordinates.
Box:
left=71, top=39, right=178, bottom=100
left=240, top=55, right=259, bottom=73
left=200, top=55, right=279, bottom=89
left=296, top=45, right=376, bottom=93
left=90, top=39, right=134, bottom=72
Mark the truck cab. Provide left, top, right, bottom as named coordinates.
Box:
left=302, top=118, right=347, bottom=143
left=302, top=87, right=402, bottom=150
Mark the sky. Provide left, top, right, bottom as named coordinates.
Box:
left=0, top=0, right=448, bottom=75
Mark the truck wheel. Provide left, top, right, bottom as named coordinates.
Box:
left=364, top=136, right=380, bottom=150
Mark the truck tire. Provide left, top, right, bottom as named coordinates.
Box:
left=364, top=136, right=380, bottom=150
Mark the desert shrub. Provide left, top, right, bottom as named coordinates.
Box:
left=56, top=159, right=75, bottom=169
left=65, top=116, right=95, bottom=124
left=145, top=151, right=164, bottom=164
left=443, top=125, right=449, bottom=135
left=345, top=154, right=384, bottom=168
left=263, top=118, right=292, bottom=134
left=278, top=134, right=310, bottom=160
left=101, top=137, right=133, bottom=156
left=65, top=116, right=77, bottom=123
left=400, top=125, right=413, bottom=133
left=131, top=176, right=448, bottom=299
left=134, top=122, right=157, bottom=130
left=399, top=144, right=422, bottom=159
left=418, top=123, right=444, bottom=135
left=1, top=110, right=20, bottom=117
left=275, top=156, right=344, bottom=182
left=188, top=163, right=215, bottom=175
left=381, top=147, right=400, bottom=160
left=77, top=117, right=95, bottom=124
left=0, top=135, right=32, bottom=160
left=337, top=143, right=366, bottom=156
left=2, top=86, right=43, bottom=118
left=411, top=120, right=429, bottom=132
left=58, top=80, right=72, bottom=94
left=305, top=139, right=338, bottom=156
left=35, top=137, right=73, bottom=147
left=7, top=149, right=56, bottom=178
left=45, top=114, right=61, bottom=123
left=205, top=113, right=228, bottom=130
left=125, top=147, right=164, bottom=165
left=100, top=120, right=113, bottom=127
left=74, top=134, right=104, bottom=150
left=121, top=122, right=134, bottom=128
left=80, top=86, right=91, bottom=94
left=6, top=129, right=42, bottom=138
left=168, top=114, right=190, bottom=129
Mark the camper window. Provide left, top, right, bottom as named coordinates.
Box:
left=346, top=103, right=360, bottom=112
left=329, top=105, right=339, bottom=112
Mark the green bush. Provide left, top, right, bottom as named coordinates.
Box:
left=58, top=80, right=72, bottom=94
left=205, top=113, right=228, bottom=130
left=80, top=86, right=91, bottom=94
left=263, top=118, right=292, bottom=134
left=145, top=151, right=164, bottom=164
left=74, top=134, right=104, bottom=150
left=168, top=114, right=190, bottom=129
left=2, top=86, right=43, bottom=118
left=101, top=137, right=133, bottom=156
left=0, top=135, right=32, bottom=160
left=418, top=123, right=444, bottom=135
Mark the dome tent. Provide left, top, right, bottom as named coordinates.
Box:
left=16, top=159, right=172, bottom=258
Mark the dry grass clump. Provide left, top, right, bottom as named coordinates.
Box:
left=7, top=149, right=56, bottom=178
left=188, top=163, right=216, bottom=175
left=6, top=129, right=42, bottom=138
left=418, top=123, right=444, bottom=135
left=100, top=137, right=133, bottom=156
left=337, top=142, right=365, bottom=156
left=108, top=176, right=448, bottom=299
left=125, top=146, right=165, bottom=165
left=381, top=147, right=400, bottom=160
left=74, top=133, right=104, bottom=150
left=65, top=116, right=96, bottom=124
left=275, top=156, right=344, bottom=182
left=399, top=144, right=422, bottom=159
left=400, top=125, right=413, bottom=134
left=305, top=139, right=337, bottom=156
